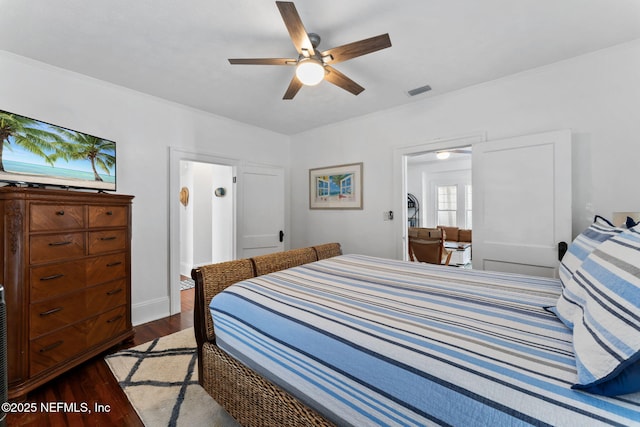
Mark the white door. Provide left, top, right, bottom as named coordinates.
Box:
left=472, top=129, right=572, bottom=277
left=238, top=165, right=285, bottom=258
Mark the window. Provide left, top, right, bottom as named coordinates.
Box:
left=340, top=175, right=352, bottom=196
left=437, top=185, right=457, bottom=227
left=316, top=177, right=329, bottom=197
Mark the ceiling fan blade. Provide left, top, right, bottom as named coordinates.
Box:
left=324, top=66, right=364, bottom=96
left=322, top=33, right=391, bottom=64
left=283, top=75, right=303, bottom=100
left=276, top=1, right=315, bottom=56
left=228, top=58, right=296, bottom=65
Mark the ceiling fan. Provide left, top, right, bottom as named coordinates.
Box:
left=228, top=1, right=392, bottom=100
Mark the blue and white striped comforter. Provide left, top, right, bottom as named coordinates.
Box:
left=210, top=254, right=640, bottom=426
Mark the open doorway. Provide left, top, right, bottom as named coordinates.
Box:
left=394, top=132, right=485, bottom=261
left=169, top=147, right=238, bottom=316
left=406, top=147, right=473, bottom=267
left=178, top=160, right=234, bottom=311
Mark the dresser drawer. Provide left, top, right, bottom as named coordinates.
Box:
left=86, top=306, right=127, bottom=348
left=30, top=204, right=84, bottom=231
left=30, top=233, right=85, bottom=264
left=86, top=280, right=127, bottom=314
left=30, top=323, right=86, bottom=376
left=86, top=253, right=126, bottom=285
left=88, top=205, right=127, bottom=228
left=30, top=260, right=86, bottom=302
left=88, top=230, right=126, bottom=255
left=30, top=291, right=86, bottom=339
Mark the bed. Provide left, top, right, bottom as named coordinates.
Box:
left=193, top=237, right=640, bottom=426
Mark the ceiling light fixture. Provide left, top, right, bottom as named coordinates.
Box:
left=436, top=151, right=451, bottom=160
left=295, top=58, right=325, bottom=86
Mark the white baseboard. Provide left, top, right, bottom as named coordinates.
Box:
left=131, top=296, right=170, bottom=326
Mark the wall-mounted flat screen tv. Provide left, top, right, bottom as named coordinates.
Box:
left=0, top=109, right=116, bottom=191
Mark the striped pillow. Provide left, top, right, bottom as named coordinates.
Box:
left=558, top=216, right=623, bottom=289
left=566, top=226, right=640, bottom=395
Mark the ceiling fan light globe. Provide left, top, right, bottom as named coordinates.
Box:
left=296, top=59, right=325, bottom=86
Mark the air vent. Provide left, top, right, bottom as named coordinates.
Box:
left=407, top=85, right=432, bottom=97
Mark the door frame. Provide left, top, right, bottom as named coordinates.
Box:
left=393, top=132, right=486, bottom=260
left=169, top=147, right=238, bottom=315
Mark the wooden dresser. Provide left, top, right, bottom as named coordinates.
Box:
left=0, top=187, right=134, bottom=399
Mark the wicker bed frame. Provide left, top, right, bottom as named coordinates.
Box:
left=192, top=243, right=342, bottom=427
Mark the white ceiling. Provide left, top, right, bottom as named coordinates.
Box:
left=1, top=0, right=639, bottom=135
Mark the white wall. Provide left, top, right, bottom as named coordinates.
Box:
left=209, top=164, right=234, bottom=264
left=179, top=161, right=195, bottom=275
left=180, top=161, right=234, bottom=275
left=290, top=40, right=640, bottom=258
left=192, top=163, right=214, bottom=266
left=0, top=51, right=290, bottom=325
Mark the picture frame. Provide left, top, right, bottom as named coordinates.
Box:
left=309, top=162, right=363, bottom=209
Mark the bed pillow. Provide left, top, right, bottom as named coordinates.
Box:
left=558, top=215, right=622, bottom=289
left=577, top=360, right=640, bottom=396
left=565, top=226, right=640, bottom=396
left=553, top=216, right=624, bottom=329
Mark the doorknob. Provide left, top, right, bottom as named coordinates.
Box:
left=558, top=241, right=568, bottom=261
left=279, top=230, right=284, bottom=243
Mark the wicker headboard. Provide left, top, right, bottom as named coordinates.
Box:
left=192, top=258, right=256, bottom=346
left=312, top=242, right=343, bottom=260
left=251, top=247, right=318, bottom=276
left=192, top=243, right=342, bottom=346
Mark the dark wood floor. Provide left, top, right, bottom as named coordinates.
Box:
left=7, top=287, right=196, bottom=427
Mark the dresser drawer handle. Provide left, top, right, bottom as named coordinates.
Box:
left=39, top=340, right=64, bottom=353
left=106, top=314, right=123, bottom=323
left=48, top=241, right=72, bottom=247
left=106, top=211, right=114, bottom=216
left=99, top=236, right=117, bottom=241
left=106, top=261, right=122, bottom=267
left=40, top=273, right=64, bottom=281
left=106, top=288, right=123, bottom=296
left=56, top=210, right=65, bottom=216
left=40, top=307, right=63, bottom=316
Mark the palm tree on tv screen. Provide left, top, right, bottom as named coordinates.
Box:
left=0, top=111, right=63, bottom=172
left=55, top=130, right=115, bottom=182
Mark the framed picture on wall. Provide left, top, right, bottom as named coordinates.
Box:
left=309, top=162, right=363, bottom=209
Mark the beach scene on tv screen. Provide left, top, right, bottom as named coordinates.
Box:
left=0, top=110, right=115, bottom=190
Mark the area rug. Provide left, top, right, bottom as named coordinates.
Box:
left=180, top=277, right=195, bottom=291
left=105, top=327, right=240, bottom=427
